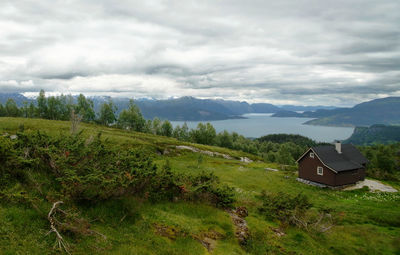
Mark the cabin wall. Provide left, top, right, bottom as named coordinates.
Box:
left=298, top=151, right=336, bottom=186
left=335, top=168, right=365, bottom=186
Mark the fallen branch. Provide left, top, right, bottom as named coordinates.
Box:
left=46, top=201, right=70, bottom=254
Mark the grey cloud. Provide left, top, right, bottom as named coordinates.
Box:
left=0, top=0, right=399, bottom=106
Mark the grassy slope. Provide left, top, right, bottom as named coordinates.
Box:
left=1, top=117, right=400, bottom=255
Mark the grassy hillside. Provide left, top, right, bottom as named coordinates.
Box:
left=1, top=117, right=400, bottom=254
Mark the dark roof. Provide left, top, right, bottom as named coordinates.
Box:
left=310, top=144, right=368, bottom=172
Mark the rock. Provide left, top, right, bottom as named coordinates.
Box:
left=192, top=230, right=224, bottom=252
left=272, top=228, right=286, bottom=237
left=240, top=157, right=253, bottom=163
left=214, top=152, right=234, bottom=160
left=227, top=207, right=249, bottom=246
left=10, top=135, right=18, bottom=140
left=176, top=145, right=199, bottom=152
left=202, top=150, right=214, bottom=156
left=176, top=145, right=235, bottom=160
left=153, top=223, right=180, bottom=240
left=235, top=206, right=248, bottom=218
left=199, top=237, right=216, bottom=252
left=265, top=167, right=279, bottom=172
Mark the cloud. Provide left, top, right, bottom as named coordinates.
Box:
left=0, top=0, right=399, bottom=106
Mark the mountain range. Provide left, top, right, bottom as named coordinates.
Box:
left=2, top=93, right=400, bottom=126
left=272, top=97, right=400, bottom=127
left=0, top=93, right=334, bottom=121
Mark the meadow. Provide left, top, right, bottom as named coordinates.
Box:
left=0, top=117, right=399, bottom=254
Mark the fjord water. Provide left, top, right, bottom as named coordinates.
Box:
left=171, top=113, right=354, bottom=143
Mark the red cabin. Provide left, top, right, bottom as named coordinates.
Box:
left=297, top=141, right=368, bottom=187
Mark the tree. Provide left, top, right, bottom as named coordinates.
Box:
left=173, top=122, right=190, bottom=141
left=173, top=125, right=181, bottom=139
left=21, top=101, right=29, bottom=118
left=0, top=103, right=6, bottom=117
left=27, top=102, right=36, bottom=118
left=143, top=119, right=153, bottom=133
left=5, top=99, right=20, bottom=117
left=152, top=117, right=162, bottom=135
left=161, top=120, right=173, bottom=137
left=36, top=89, right=47, bottom=118
left=190, top=123, right=216, bottom=145
left=98, top=101, right=117, bottom=126
left=181, top=122, right=190, bottom=141
left=75, top=94, right=95, bottom=122
left=58, top=94, right=74, bottom=121
left=47, top=96, right=62, bottom=120
left=117, top=99, right=145, bottom=131
left=216, top=130, right=233, bottom=149
left=275, top=144, right=295, bottom=165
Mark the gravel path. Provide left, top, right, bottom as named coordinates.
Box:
left=344, top=179, right=398, bottom=192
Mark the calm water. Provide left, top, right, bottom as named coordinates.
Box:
left=171, top=113, right=354, bottom=143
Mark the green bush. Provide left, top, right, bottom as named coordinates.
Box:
left=258, top=191, right=312, bottom=226
left=181, top=171, right=236, bottom=208
left=0, top=136, right=34, bottom=188
left=1, top=131, right=236, bottom=208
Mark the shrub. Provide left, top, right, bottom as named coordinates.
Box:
left=182, top=171, right=236, bottom=208
left=258, top=191, right=312, bottom=226
left=1, top=131, right=236, bottom=208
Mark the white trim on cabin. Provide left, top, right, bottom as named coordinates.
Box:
left=317, top=166, right=323, bottom=175
left=296, top=148, right=338, bottom=174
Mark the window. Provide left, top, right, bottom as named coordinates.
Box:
left=310, top=152, right=314, bottom=158
left=317, top=166, right=323, bottom=175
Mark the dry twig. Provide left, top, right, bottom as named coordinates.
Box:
left=46, top=201, right=70, bottom=254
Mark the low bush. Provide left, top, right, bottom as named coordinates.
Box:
left=258, top=191, right=312, bottom=227
left=180, top=170, right=236, bottom=208
left=0, top=131, right=236, bottom=208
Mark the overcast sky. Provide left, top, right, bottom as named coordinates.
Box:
left=0, top=0, right=399, bottom=106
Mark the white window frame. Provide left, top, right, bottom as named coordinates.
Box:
left=317, top=166, right=323, bottom=176
left=310, top=152, right=314, bottom=158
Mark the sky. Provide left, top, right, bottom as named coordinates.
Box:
left=0, top=0, right=399, bottom=106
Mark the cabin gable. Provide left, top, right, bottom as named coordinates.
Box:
left=298, top=150, right=336, bottom=186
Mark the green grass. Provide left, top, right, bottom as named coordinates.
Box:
left=1, top=117, right=400, bottom=254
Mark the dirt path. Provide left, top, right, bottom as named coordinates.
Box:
left=344, top=179, right=398, bottom=192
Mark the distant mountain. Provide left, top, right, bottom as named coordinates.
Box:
left=278, top=105, right=336, bottom=112
left=272, top=110, right=303, bottom=117
left=0, top=93, right=337, bottom=121
left=304, top=97, right=400, bottom=127
left=251, top=103, right=281, bottom=113
left=272, top=97, right=400, bottom=127
left=134, top=97, right=282, bottom=120
left=0, top=93, right=34, bottom=105
left=272, top=108, right=349, bottom=118
left=344, top=124, right=400, bottom=145
left=136, top=97, right=243, bottom=121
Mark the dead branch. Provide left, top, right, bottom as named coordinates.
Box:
left=46, top=201, right=70, bottom=254
left=70, top=110, right=83, bottom=135
left=292, top=212, right=334, bottom=233
left=90, top=230, right=107, bottom=240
